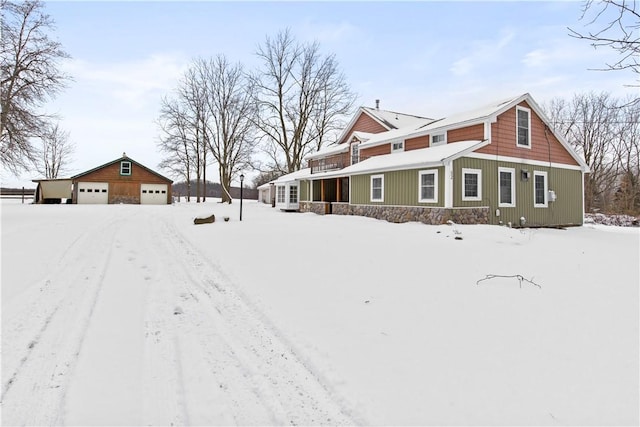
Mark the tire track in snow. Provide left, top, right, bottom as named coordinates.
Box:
left=1, top=216, right=121, bottom=425
left=155, top=217, right=358, bottom=426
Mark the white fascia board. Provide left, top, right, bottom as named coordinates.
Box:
left=466, top=152, right=585, bottom=171
left=346, top=160, right=444, bottom=176
left=442, top=139, right=490, bottom=163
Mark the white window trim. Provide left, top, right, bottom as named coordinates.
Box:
left=461, top=168, right=482, bottom=201
left=391, top=140, right=405, bottom=153
left=516, top=105, right=532, bottom=149
left=498, top=167, right=516, bottom=207
left=418, top=169, right=438, bottom=203
left=351, top=142, right=360, bottom=165
left=430, top=133, right=447, bottom=147
left=370, top=174, right=384, bottom=202
left=120, top=161, right=132, bottom=175
left=533, top=171, right=548, bottom=208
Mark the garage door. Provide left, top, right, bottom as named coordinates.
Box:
left=77, top=182, right=109, bottom=204
left=140, top=184, right=168, bottom=205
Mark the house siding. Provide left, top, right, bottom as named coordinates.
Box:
left=350, top=167, right=445, bottom=207
left=73, top=161, right=172, bottom=204
left=448, top=124, right=485, bottom=143
left=453, top=157, right=583, bottom=226
left=405, top=135, right=430, bottom=151
left=476, top=101, right=579, bottom=166
left=300, top=180, right=309, bottom=201
left=360, top=144, right=391, bottom=159
left=339, top=113, right=388, bottom=144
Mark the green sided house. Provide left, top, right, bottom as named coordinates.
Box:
left=290, top=93, right=589, bottom=227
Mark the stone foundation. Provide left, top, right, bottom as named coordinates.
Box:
left=110, top=195, right=140, bottom=204
left=330, top=203, right=489, bottom=225
left=300, top=201, right=330, bottom=215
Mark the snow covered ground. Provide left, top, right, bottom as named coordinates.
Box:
left=1, top=198, right=638, bottom=426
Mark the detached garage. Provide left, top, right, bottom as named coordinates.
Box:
left=71, top=153, right=173, bottom=204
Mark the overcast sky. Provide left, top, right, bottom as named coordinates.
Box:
left=2, top=0, right=635, bottom=188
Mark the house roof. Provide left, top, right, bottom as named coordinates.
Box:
left=337, top=93, right=589, bottom=172
left=71, top=155, right=173, bottom=183
left=271, top=168, right=312, bottom=184
left=311, top=140, right=489, bottom=179
left=335, top=105, right=434, bottom=145
left=360, top=107, right=434, bottom=130
left=305, top=143, right=349, bottom=161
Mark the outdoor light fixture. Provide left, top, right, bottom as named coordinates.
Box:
left=239, top=173, right=244, bottom=221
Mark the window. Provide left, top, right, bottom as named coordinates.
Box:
left=142, top=190, right=147, bottom=194
left=289, top=185, right=298, bottom=204
left=391, top=141, right=404, bottom=153
left=351, top=143, right=360, bottom=165
left=431, top=133, right=446, bottom=147
left=370, top=174, right=384, bottom=202
left=516, top=106, right=531, bottom=148
left=418, top=170, right=438, bottom=203
left=276, top=185, right=285, bottom=203
left=79, top=189, right=85, bottom=192
left=101, top=189, right=107, bottom=193
left=534, top=171, right=548, bottom=207
left=498, top=167, right=515, bottom=207
left=87, top=189, right=93, bottom=193
left=462, top=168, right=482, bottom=201
left=120, top=161, right=132, bottom=175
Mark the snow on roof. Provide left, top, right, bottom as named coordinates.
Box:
left=317, top=140, right=488, bottom=178
left=356, top=94, right=525, bottom=150
left=416, top=94, right=524, bottom=133
left=305, top=144, right=349, bottom=161
left=362, top=107, right=434, bottom=130
left=272, top=168, right=312, bottom=184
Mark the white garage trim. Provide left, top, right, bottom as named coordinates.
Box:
left=77, top=182, right=109, bottom=204
left=140, top=183, right=168, bottom=205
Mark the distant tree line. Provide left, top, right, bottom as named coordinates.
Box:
left=172, top=180, right=257, bottom=201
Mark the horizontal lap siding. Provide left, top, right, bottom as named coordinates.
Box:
left=351, top=168, right=444, bottom=207
left=454, top=157, right=583, bottom=226
left=476, top=101, right=579, bottom=166
left=361, top=144, right=390, bottom=158
left=448, top=124, right=484, bottom=142
left=405, top=135, right=430, bottom=151
left=339, top=113, right=388, bottom=144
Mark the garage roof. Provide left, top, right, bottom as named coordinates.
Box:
left=71, top=155, right=173, bottom=183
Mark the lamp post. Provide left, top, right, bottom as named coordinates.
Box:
left=239, top=173, right=244, bottom=221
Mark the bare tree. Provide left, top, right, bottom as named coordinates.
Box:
left=1, top=0, right=70, bottom=174
left=253, top=29, right=356, bottom=173
left=194, top=56, right=257, bottom=204
left=545, top=92, right=626, bottom=212
left=157, top=96, right=193, bottom=201
left=613, top=97, right=640, bottom=213
left=569, top=0, right=639, bottom=89
left=34, top=122, right=73, bottom=178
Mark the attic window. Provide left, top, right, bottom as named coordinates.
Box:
left=431, top=133, right=446, bottom=147
left=120, top=161, right=131, bottom=175
left=391, top=141, right=404, bottom=153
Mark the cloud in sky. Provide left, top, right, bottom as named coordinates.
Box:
left=62, top=53, right=188, bottom=110
left=450, top=29, right=515, bottom=76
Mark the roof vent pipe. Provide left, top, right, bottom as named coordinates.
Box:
left=375, top=99, right=380, bottom=110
